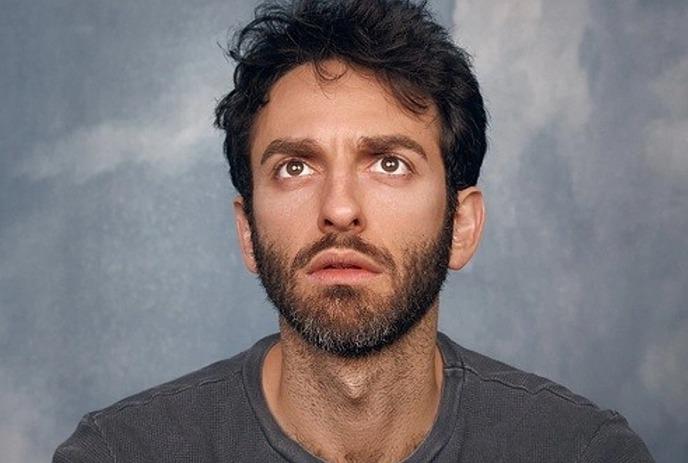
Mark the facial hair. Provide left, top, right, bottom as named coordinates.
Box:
left=251, top=211, right=454, bottom=358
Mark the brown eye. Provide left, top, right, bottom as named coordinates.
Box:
left=371, top=155, right=410, bottom=176
left=286, top=160, right=304, bottom=176
left=381, top=156, right=399, bottom=172
left=277, top=159, right=314, bottom=178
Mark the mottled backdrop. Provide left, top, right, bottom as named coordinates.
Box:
left=1, top=1, right=686, bottom=461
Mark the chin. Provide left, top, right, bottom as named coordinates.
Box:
left=278, top=289, right=429, bottom=358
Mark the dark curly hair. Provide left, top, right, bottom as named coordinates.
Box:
left=214, top=0, right=487, bottom=213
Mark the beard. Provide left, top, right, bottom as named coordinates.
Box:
left=250, top=209, right=454, bottom=358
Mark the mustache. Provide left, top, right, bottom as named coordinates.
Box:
left=291, top=233, right=397, bottom=273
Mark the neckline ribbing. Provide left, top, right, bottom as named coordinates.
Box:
left=242, top=331, right=464, bottom=462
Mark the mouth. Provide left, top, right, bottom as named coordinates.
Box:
left=305, top=249, right=384, bottom=284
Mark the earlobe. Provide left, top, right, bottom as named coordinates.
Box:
left=448, top=187, right=486, bottom=271
left=233, top=197, right=258, bottom=274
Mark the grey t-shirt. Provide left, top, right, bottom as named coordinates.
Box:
left=54, top=332, right=654, bottom=462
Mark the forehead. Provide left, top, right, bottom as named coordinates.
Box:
left=249, top=60, right=441, bottom=160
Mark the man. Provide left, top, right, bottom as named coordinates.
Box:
left=54, top=0, right=654, bottom=462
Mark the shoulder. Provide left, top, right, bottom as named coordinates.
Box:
left=54, top=355, right=244, bottom=462
left=437, top=333, right=655, bottom=462
left=439, top=332, right=605, bottom=416
left=54, top=335, right=275, bottom=462
left=91, top=349, right=247, bottom=426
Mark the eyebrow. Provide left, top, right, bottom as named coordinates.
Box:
left=358, top=134, right=427, bottom=160
left=259, top=138, right=323, bottom=165
left=258, top=134, right=428, bottom=165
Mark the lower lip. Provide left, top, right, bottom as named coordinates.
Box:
left=306, top=268, right=382, bottom=284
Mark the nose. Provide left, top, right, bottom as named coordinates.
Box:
left=317, top=171, right=365, bottom=234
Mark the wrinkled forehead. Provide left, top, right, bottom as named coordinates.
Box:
left=249, top=59, right=442, bottom=161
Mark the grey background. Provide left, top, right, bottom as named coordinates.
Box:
left=1, top=0, right=686, bottom=461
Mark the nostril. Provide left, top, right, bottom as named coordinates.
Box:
left=318, top=201, right=364, bottom=233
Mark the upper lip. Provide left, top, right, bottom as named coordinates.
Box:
left=305, top=249, right=384, bottom=274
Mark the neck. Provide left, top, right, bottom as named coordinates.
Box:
left=262, top=304, right=444, bottom=463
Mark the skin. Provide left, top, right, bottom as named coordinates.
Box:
left=233, top=60, right=486, bottom=463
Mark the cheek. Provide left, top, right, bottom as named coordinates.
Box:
left=364, top=179, right=447, bottom=245
left=251, top=185, right=320, bottom=245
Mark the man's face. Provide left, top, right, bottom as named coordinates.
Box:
left=240, top=61, right=452, bottom=357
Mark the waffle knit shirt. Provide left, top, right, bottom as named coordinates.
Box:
left=54, top=332, right=654, bottom=462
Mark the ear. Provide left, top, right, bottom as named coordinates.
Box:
left=233, top=196, right=258, bottom=274
left=448, top=187, right=486, bottom=271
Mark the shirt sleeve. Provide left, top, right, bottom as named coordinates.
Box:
left=53, top=414, right=115, bottom=463
left=580, top=412, right=655, bottom=463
